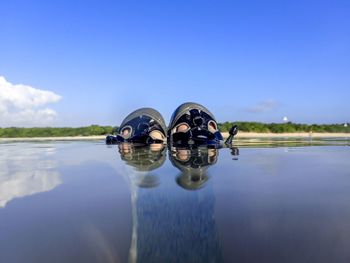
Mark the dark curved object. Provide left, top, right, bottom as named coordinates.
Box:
left=168, top=102, right=224, bottom=147
left=106, top=135, right=118, bottom=144
left=106, top=108, right=167, bottom=145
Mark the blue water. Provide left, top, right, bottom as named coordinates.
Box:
left=0, top=141, right=349, bottom=263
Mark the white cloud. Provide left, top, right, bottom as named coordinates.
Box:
left=245, top=100, right=279, bottom=113
left=0, top=76, right=62, bottom=126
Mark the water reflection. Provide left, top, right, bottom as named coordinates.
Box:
left=118, top=145, right=230, bottom=190
left=118, top=143, right=166, bottom=188
left=169, top=147, right=218, bottom=190
left=0, top=143, right=61, bottom=208
left=230, top=146, right=239, bottom=160
left=118, top=145, right=225, bottom=262
left=118, top=143, right=166, bottom=173
left=1, top=142, right=350, bottom=262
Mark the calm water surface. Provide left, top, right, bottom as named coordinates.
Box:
left=0, top=141, right=350, bottom=263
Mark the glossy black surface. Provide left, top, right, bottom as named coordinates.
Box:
left=168, top=102, right=223, bottom=147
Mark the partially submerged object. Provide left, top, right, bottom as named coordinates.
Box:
left=167, top=102, right=224, bottom=147
left=106, top=108, right=167, bottom=145
left=106, top=103, right=238, bottom=147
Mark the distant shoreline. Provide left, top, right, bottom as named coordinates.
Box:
left=0, top=136, right=106, bottom=142
left=0, top=132, right=349, bottom=142
left=1, top=123, right=348, bottom=139
left=222, top=132, right=350, bottom=138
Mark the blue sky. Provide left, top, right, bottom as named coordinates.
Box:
left=0, top=0, right=349, bottom=127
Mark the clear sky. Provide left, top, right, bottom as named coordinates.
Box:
left=0, top=0, right=349, bottom=127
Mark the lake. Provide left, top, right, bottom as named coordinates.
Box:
left=0, top=140, right=350, bottom=263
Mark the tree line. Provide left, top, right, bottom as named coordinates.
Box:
left=218, top=122, right=350, bottom=133
left=0, top=122, right=349, bottom=137
left=0, top=125, right=116, bottom=138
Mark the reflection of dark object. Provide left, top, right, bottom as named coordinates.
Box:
left=225, top=125, right=238, bottom=146
left=119, top=144, right=166, bottom=188
left=230, top=146, right=239, bottom=160
left=168, top=102, right=224, bottom=147
left=176, top=173, right=209, bottom=190
left=106, top=108, right=167, bottom=145
left=135, top=173, right=160, bottom=188
left=118, top=144, right=166, bottom=172
left=169, top=147, right=218, bottom=190
left=136, top=146, right=223, bottom=262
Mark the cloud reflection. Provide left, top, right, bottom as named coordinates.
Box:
left=0, top=144, right=61, bottom=208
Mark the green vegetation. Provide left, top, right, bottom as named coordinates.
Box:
left=218, top=122, right=350, bottom=133
left=0, top=122, right=349, bottom=138
left=0, top=125, right=117, bottom=138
